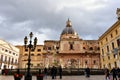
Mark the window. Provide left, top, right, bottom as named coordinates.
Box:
left=37, top=54, right=41, bottom=56
left=69, top=42, right=74, bottom=50
left=114, top=54, right=116, bottom=58
left=101, top=42, right=103, bottom=45
left=1, top=55, right=3, bottom=61
left=5, top=49, right=8, bottom=52
left=24, top=54, right=28, bottom=56
left=108, top=63, right=111, bottom=69
left=8, top=57, right=11, bottom=63
left=37, top=64, right=40, bottom=67
left=93, top=60, right=96, bottom=64
left=25, top=49, right=28, bottom=51
left=117, top=39, right=120, bottom=47
left=31, top=54, right=34, bottom=56
left=11, top=58, right=14, bottom=64
left=106, top=37, right=108, bottom=42
left=5, top=56, right=7, bottom=62
left=56, top=47, right=59, bottom=50
left=115, top=29, right=118, bottom=35
left=102, top=49, right=104, bottom=55
left=2, top=48, right=4, bottom=51
left=37, top=49, right=41, bottom=52
left=114, top=62, right=117, bottom=67
left=89, top=47, right=93, bottom=50
left=103, top=58, right=104, bottom=61
left=13, top=53, right=15, bottom=55
left=110, top=34, right=113, bottom=38
left=107, top=46, right=109, bottom=52
left=112, top=42, right=115, bottom=49
left=103, top=65, right=105, bottom=68
left=15, top=59, right=17, bottom=64
left=83, top=47, right=86, bottom=49
left=108, top=56, right=110, bottom=60
left=48, top=47, right=51, bottom=50
left=9, top=51, right=11, bottom=54
left=85, top=60, right=88, bottom=64
left=70, top=44, right=74, bottom=50
left=97, top=47, right=100, bottom=50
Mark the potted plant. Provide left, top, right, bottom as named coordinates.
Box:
left=13, top=69, right=23, bottom=80
left=36, top=69, right=44, bottom=80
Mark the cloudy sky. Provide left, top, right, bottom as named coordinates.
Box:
left=0, top=0, right=119, bottom=45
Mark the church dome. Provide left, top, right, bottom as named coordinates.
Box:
left=61, top=19, right=76, bottom=35
left=60, top=19, right=79, bottom=39
left=61, top=27, right=75, bottom=35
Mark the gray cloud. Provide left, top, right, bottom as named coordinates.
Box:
left=0, top=0, right=119, bottom=45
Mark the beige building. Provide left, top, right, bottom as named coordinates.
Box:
left=0, top=39, right=19, bottom=70
left=99, top=8, right=120, bottom=69
left=17, top=19, right=100, bottom=69
left=16, top=45, right=44, bottom=68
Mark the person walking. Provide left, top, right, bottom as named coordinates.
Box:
left=111, top=67, right=117, bottom=80
left=54, top=67, right=57, bottom=79
left=104, top=68, right=110, bottom=80
left=85, top=67, right=90, bottom=78
left=51, top=66, right=55, bottom=79
left=117, top=67, right=120, bottom=80
left=44, top=67, right=48, bottom=79
left=58, top=66, right=62, bottom=79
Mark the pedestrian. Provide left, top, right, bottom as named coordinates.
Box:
left=44, top=67, right=48, bottom=79
left=111, top=67, right=117, bottom=80
left=117, top=67, right=120, bottom=80
left=58, top=66, right=62, bottom=79
left=85, top=67, right=90, bottom=78
left=54, top=67, right=57, bottom=79
left=51, top=66, right=55, bottom=79
left=104, top=68, right=110, bottom=80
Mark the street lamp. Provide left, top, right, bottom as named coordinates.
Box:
left=24, top=32, right=37, bottom=80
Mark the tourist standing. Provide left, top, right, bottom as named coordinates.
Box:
left=51, top=66, right=55, bottom=79
left=54, top=67, right=58, bottom=79
left=111, top=67, right=117, bottom=80
left=117, top=67, right=120, bottom=80
left=58, top=66, right=62, bottom=79
left=104, top=68, right=110, bottom=80
left=44, top=67, right=48, bottom=79
left=85, top=67, right=90, bottom=78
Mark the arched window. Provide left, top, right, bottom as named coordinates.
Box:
left=69, top=41, right=74, bottom=50
left=89, top=47, right=93, bottom=50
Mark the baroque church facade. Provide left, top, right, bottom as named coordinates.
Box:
left=17, top=19, right=100, bottom=69
left=43, top=19, right=100, bottom=68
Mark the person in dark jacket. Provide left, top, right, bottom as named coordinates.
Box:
left=54, top=67, right=57, bottom=79
left=51, top=66, right=55, bottom=79
left=111, top=67, right=117, bottom=80
left=58, top=66, right=62, bottom=79
left=85, top=67, right=90, bottom=78
left=44, top=67, right=48, bottom=79
left=117, top=67, right=120, bottom=80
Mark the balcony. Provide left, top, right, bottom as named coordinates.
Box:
left=112, top=48, right=118, bottom=55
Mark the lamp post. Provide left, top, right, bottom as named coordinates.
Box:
left=24, top=32, right=37, bottom=80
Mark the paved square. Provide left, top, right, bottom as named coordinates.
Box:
left=0, top=75, right=105, bottom=80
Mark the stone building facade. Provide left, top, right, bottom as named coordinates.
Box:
left=16, top=45, right=44, bottom=68
left=43, top=19, right=100, bottom=68
left=99, top=8, right=120, bottom=69
left=0, top=39, right=19, bottom=70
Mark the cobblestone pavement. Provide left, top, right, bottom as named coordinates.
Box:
left=0, top=75, right=105, bottom=80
